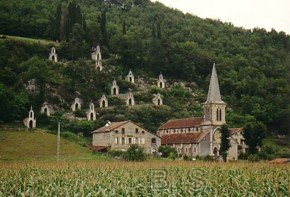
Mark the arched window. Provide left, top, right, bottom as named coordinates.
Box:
left=90, top=113, right=94, bottom=120
left=102, top=100, right=106, bottom=107
left=216, top=108, right=222, bottom=121
left=159, top=82, right=163, bottom=88
left=113, top=88, right=116, bottom=95
left=157, top=99, right=160, bottom=105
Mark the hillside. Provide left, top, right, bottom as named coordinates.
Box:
left=0, top=128, right=96, bottom=161
left=0, top=0, right=289, bottom=136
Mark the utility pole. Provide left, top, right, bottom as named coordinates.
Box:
left=57, top=122, right=60, bottom=162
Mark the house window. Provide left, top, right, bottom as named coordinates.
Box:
left=128, top=138, right=132, bottom=144
left=115, top=130, right=118, bottom=134
left=122, top=137, right=125, bottom=144
left=151, top=138, right=156, bottom=144
left=135, top=128, right=139, bottom=133
left=122, top=128, right=125, bottom=134
left=142, top=131, right=145, bottom=134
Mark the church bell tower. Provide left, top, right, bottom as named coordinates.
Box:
left=203, top=63, right=226, bottom=126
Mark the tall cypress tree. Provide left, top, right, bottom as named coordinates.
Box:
left=100, top=10, right=108, bottom=47
left=55, top=4, right=62, bottom=41
left=219, top=124, right=231, bottom=162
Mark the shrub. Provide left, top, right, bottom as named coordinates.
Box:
left=124, top=144, right=146, bottom=161
left=107, top=149, right=125, bottom=158
left=248, top=154, right=260, bottom=162
left=158, top=145, right=177, bottom=158
left=168, top=151, right=178, bottom=160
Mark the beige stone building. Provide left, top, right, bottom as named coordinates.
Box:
left=92, top=120, right=161, bottom=153
left=157, top=63, right=244, bottom=160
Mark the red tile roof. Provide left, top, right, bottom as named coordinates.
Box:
left=161, top=132, right=209, bottom=145
left=92, top=121, right=129, bottom=133
left=158, top=117, right=203, bottom=130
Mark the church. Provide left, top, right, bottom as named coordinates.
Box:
left=157, top=63, right=245, bottom=160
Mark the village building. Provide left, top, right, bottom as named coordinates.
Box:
left=23, top=107, right=36, bottom=129
left=71, top=97, right=82, bottom=111
left=126, top=70, right=135, bottom=83
left=99, top=94, right=108, bottom=108
left=152, top=93, right=163, bottom=106
left=87, top=102, right=96, bottom=121
left=40, top=102, right=54, bottom=116
left=92, top=120, right=161, bottom=153
left=49, top=47, right=58, bottom=62
left=157, top=63, right=244, bottom=160
left=111, top=80, right=119, bottom=96
left=157, top=74, right=165, bottom=88
left=125, top=89, right=135, bottom=106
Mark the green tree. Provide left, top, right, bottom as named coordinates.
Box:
left=158, top=145, right=177, bottom=158
left=100, top=10, right=108, bottom=47
left=68, top=23, right=88, bottom=60
left=243, top=122, right=267, bottom=154
left=219, top=124, right=231, bottom=162
left=124, top=144, right=146, bottom=161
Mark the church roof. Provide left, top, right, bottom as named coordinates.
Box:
left=205, top=63, right=224, bottom=104
left=161, top=131, right=209, bottom=145
left=158, top=118, right=203, bottom=130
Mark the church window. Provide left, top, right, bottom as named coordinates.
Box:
left=122, top=128, right=125, bottom=134
left=216, top=108, right=222, bottom=121
left=135, top=128, right=139, bottom=133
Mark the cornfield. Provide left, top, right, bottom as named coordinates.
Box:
left=0, top=161, right=289, bottom=196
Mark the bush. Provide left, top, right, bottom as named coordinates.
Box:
left=124, top=145, right=146, bottom=161
left=107, top=149, right=125, bottom=158
left=158, top=145, right=177, bottom=158
left=247, top=154, right=260, bottom=162
left=183, top=155, right=193, bottom=161
left=168, top=151, right=178, bottom=160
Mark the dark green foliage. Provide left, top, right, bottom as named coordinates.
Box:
left=219, top=124, right=231, bottom=162
left=124, top=144, right=146, bottom=161
left=158, top=145, right=177, bottom=158
left=243, top=122, right=267, bottom=154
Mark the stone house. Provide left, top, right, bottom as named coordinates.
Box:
left=157, top=63, right=244, bottom=160
left=92, top=120, right=161, bottom=153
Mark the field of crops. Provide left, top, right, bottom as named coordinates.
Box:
left=0, top=161, right=289, bottom=196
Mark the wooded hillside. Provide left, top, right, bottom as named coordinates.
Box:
left=0, top=0, right=289, bottom=135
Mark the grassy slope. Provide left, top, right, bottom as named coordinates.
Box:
left=0, top=129, right=107, bottom=161
left=1, top=34, right=59, bottom=46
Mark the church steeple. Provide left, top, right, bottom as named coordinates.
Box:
left=206, top=62, right=224, bottom=103
left=203, top=62, right=226, bottom=126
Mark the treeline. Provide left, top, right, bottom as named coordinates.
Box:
left=0, top=0, right=289, bottom=135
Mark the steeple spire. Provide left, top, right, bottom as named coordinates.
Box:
left=206, top=62, right=224, bottom=103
